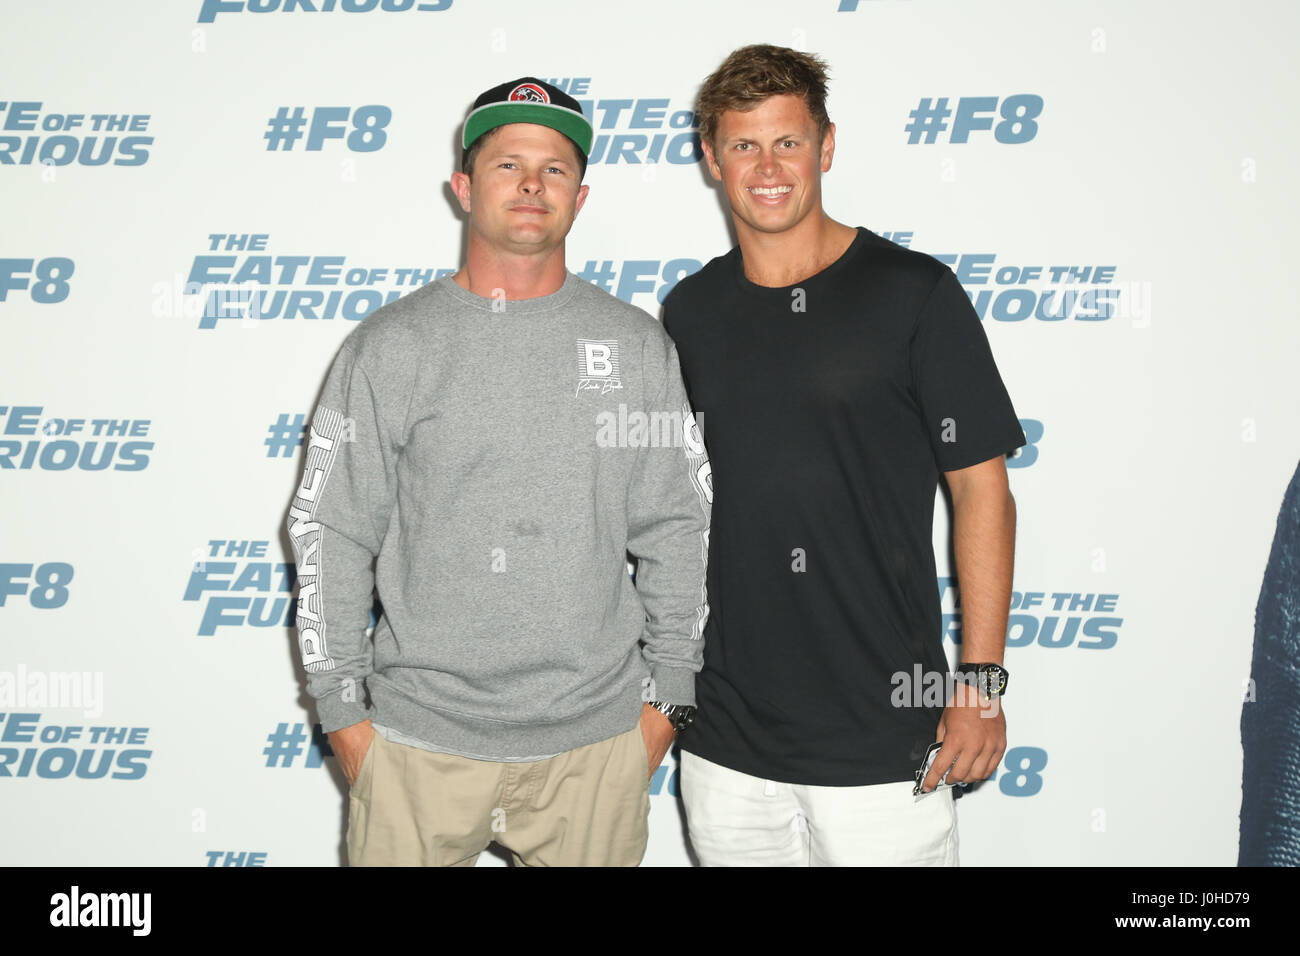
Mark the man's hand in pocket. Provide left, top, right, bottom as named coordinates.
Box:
left=329, top=718, right=375, bottom=786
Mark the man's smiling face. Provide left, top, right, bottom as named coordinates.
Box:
left=703, top=93, right=835, bottom=241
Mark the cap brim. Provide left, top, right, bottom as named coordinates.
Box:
left=462, top=101, right=593, bottom=155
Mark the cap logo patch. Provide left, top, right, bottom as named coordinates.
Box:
left=509, top=83, right=550, bottom=104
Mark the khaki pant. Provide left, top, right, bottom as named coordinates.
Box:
left=346, top=726, right=651, bottom=866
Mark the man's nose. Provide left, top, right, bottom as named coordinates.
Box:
left=520, top=168, right=543, bottom=193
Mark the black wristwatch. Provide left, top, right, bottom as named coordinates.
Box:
left=647, top=701, right=696, bottom=733
left=954, top=663, right=1010, bottom=699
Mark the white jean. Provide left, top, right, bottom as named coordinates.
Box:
left=680, top=749, right=959, bottom=867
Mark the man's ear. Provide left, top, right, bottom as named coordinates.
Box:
left=701, top=138, right=723, bottom=182
left=450, top=170, right=472, bottom=213
left=819, top=122, right=836, bottom=174
left=574, top=183, right=590, bottom=215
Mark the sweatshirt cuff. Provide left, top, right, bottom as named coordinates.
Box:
left=315, top=688, right=375, bottom=735
left=646, top=665, right=697, bottom=709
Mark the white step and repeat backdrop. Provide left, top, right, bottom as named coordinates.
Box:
left=2, top=0, right=1297, bottom=867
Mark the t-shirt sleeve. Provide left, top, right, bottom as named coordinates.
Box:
left=909, top=267, right=1026, bottom=472
left=661, top=287, right=678, bottom=336
left=660, top=289, right=698, bottom=410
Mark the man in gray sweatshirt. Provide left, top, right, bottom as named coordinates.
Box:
left=285, top=77, right=711, bottom=867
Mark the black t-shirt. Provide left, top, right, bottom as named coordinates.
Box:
left=662, top=227, right=1025, bottom=786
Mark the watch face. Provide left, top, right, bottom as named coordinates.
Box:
left=981, top=666, right=1007, bottom=696
left=669, top=706, right=696, bottom=732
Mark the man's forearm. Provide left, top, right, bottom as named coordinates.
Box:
left=950, top=482, right=1016, bottom=664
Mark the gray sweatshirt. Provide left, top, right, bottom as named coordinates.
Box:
left=286, top=272, right=711, bottom=760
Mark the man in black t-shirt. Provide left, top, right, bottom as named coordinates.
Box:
left=663, top=44, right=1024, bottom=865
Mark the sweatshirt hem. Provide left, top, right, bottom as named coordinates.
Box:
left=370, top=674, right=644, bottom=760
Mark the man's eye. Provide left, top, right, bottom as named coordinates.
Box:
left=499, top=162, right=516, bottom=169
left=735, top=143, right=751, bottom=151
left=782, top=140, right=797, bottom=149
left=546, top=166, right=564, bottom=174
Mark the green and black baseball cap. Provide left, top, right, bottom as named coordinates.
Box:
left=461, top=77, right=594, bottom=175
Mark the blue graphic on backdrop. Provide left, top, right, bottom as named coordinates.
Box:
left=544, top=78, right=701, bottom=165
left=204, top=851, right=267, bottom=867
left=198, top=0, right=452, bottom=22
left=264, top=106, right=390, bottom=152
left=187, top=543, right=381, bottom=635
left=0, top=564, right=73, bottom=608
left=263, top=722, right=334, bottom=768
left=577, top=258, right=703, bottom=307
left=0, top=258, right=73, bottom=302
left=0, top=713, right=151, bottom=779
left=878, top=231, right=914, bottom=247
left=877, top=232, right=1148, bottom=324
left=940, top=578, right=1121, bottom=650
left=186, top=540, right=294, bottom=635
left=1008, top=419, right=1042, bottom=469
left=178, top=233, right=450, bottom=329
left=0, top=407, right=152, bottom=471
left=991, top=747, right=1048, bottom=797
left=904, top=95, right=1043, bottom=145
left=936, top=255, right=1131, bottom=323
left=266, top=414, right=307, bottom=458
left=0, top=103, right=151, bottom=166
